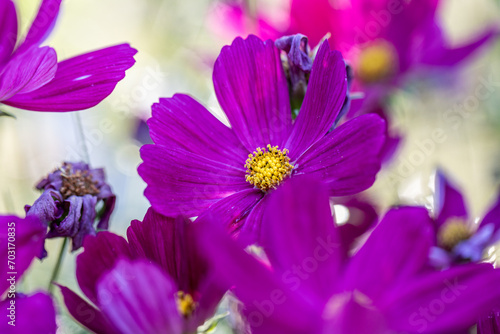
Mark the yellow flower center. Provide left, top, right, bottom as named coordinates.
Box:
left=357, top=40, right=398, bottom=84
left=437, top=218, right=472, bottom=251
left=176, top=291, right=196, bottom=317
left=245, top=144, right=294, bottom=192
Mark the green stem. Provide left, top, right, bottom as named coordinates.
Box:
left=48, top=238, right=68, bottom=293
left=72, top=112, right=90, bottom=163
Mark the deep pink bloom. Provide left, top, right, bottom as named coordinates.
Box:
left=317, top=0, right=498, bottom=114
left=0, top=215, right=56, bottom=334
left=210, top=0, right=496, bottom=91
left=195, top=177, right=500, bottom=334
left=139, top=35, right=386, bottom=244
left=59, top=208, right=224, bottom=333
left=207, top=1, right=284, bottom=43
left=0, top=0, right=136, bottom=112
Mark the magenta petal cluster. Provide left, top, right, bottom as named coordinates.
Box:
left=139, top=35, right=386, bottom=243
left=0, top=0, right=136, bottom=112
left=59, top=208, right=223, bottom=334
left=0, top=215, right=56, bottom=334
left=195, top=177, right=500, bottom=334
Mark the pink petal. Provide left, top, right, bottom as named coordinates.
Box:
left=58, top=285, right=117, bottom=334
left=0, top=46, right=57, bottom=100
left=343, top=207, right=434, bottom=301
left=4, top=44, right=137, bottom=111
left=76, top=232, right=133, bottom=305
left=149, top=94, right=248, bottom=168
left=285, top=41, right=347, bottom=160
left=14, top=0, right=62, bottom=54
left=139, top=145, right=250, bottom=217
left=97, top=260, right=183, bottom=334
left=213, top=35, right=292, bottom=151
left=294, top=114, right=386, bottom=196
left=0, top=0, right=17, bottom=65
left=0, top=292, right=57, bottom=334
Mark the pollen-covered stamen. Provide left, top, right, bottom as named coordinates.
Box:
left=357, top=40, right=398, bottom=84
left=438, top=218, right=473, bottom=251
left=59, top=163, right=100, bottom=199
left=176, top=291, right=196, bottom=317
left=245, top=144, right=294, bottom=192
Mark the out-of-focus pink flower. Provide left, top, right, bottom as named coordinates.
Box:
left=210, top=0, right=497, bottom=99
left=207, top=0, right=288, bottom=43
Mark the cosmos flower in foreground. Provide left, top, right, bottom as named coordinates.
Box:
left=26, top=162, right=115, bottom=252
left=195, top=177, right=500, bottom=334
left=0, top=0, right=136, bottom=112
left=139, top=35, right=386, bottom=243
left=430, top=170, right=500, bottom=268
left=0, top=215, right=56, bottom=334
left=59, top=208, right=224, bottom=333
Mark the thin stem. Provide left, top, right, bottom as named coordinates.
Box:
left=72, top=111, right=90, bottom=164
left=48, top=238, right=68, bottom=293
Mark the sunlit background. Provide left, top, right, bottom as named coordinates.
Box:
left=1, top=0, right=500, bottom=332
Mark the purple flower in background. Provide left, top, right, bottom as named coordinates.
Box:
left=59, top=208, right=224, bottom=333
left=139, top=35, right=386, bottom=244
left=26, top=162, right=115, bottom=252
left=0, top=0, right=136, bottom=112
left=327, top=0, right=497, bottom=97
left=210, top=0, right=497, bottom=93
left=430, top=170, right=500, bottom=268
left=196, top=177, right=500, bottom=334
left=0, top=215, right=57, bottom=334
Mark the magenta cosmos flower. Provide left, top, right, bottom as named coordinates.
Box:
left=319, top=0, right=497, bottom=114
left=0, top=215, right=57, bottom=334
left=0, top=0, right=136, bottom=112
left=59, top=208, right=224, bottom=334
left=195, top=177, right=500, bottom=334
left=429, top=170, right=500, bottom=268
left=139, top=35, right=386, bottom=243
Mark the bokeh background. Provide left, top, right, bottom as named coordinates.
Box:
left=1, top=0, right=500, bottom=332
